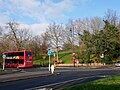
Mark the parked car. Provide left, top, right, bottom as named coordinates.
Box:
left=115, top=61, right=120, bottom=67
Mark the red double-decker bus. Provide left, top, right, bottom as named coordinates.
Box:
left=3, top=50, right=33, bottom=68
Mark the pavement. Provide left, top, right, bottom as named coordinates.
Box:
left=0, top=67, right=52, bottom=83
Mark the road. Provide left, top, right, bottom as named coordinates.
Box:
left=0, top=67, right=120, bottom=90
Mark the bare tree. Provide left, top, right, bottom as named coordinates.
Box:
left=104, top=9, right=119, bottom=26
left=6, top=21, right=21, bottom=50
left=17, top=29, right=32, bottom=50
left=4, top=21, right=32, bottom=51
left=40, top=32, right=50, bottom=53
left=74, top=18, right=91, bottom=48
left=90, top=17, right=104, bottom=34
left=47, top=23, right=64, bottom=61
left=0, top=26, right=3, bottom=36
left=62, top=21, right=74, bottom=50
left=63, top=19, right=80, bottom=51
left=29, top=35, right=42, bottom=54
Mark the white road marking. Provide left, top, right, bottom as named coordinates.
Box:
left=26, top=75, right=110, bottom=90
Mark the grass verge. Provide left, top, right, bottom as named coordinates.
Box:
left=33, top=51, right=72, bottom=66
left=63, top=75, right=120, bottom=90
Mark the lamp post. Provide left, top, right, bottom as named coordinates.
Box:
left=56, top=36, right=59, bottom=65
left=70, top=28, right=75, bottom=67
left=70, top=28, right=74, bottom=52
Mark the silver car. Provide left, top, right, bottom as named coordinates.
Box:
left=115, top=61, right=120, bottom=67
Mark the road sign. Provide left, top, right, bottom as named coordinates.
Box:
left=2, top=54, right=6, bottom=59
left=47, top=49, right=51, bottom=56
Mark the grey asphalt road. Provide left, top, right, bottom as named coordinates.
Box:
left=0, top=67, right=120, bottom=90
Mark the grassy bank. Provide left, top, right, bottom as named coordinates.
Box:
left=64, top=75, right=120, bottom=90
left=33, top=51, right=72, bottom=66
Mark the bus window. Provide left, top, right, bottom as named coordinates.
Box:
left=7, top=52, right=24, bottom=56
left=26, top=52, right=32, bottom=56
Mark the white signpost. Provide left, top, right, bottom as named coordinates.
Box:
left=2, top=54, right=6, bottom=70
left=53, top=53, right=56, bottom=65
left=47, top=49, right=51, bottom=72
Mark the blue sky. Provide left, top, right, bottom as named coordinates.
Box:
left=0, top=0, right=120, bottom=35
left=67, top=0, right=120, bottom=21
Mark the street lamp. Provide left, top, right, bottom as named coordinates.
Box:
left=70, top=28, right=74, bottom=52
left=70, top=28, right=75, bottom=67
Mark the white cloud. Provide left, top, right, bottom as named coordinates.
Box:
left=79, top=0, right=92, bottom=6
left=0, top=0, right=77, bottom=23
left=0, top=0, right=92, bottom=35
left=19, top=23, right=49, bottom=35
left=43, top=0, right=76, bottom=19
left=29, top=23, right=49, bottom=35
left=0, top=13, right=9, bottom=24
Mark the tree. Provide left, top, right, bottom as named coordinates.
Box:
left=91, top=20, right=120, bottom=63
left=104, top=9, right=119, bottom=26
left=40, top=32, right=51, bottom=53
left=90, top=17, right=104, bottom=34
left=0, top=26, right=3, bottom=35
left=62, top=42, right=72, bottom=50
left=2, top=21, right=32, bottom=51
left=75, top=18, right=92, bottom=50
left=103, top=20, right=120, bottom=62
left=30, top=35, right=42, bottom=54
left=6, top=21, right=21, bottom=50
left=47, top=23, right=64, bottom=61
left=63, top=20, right=76, bottom=51
left=79, top=30, right=93, bottom=63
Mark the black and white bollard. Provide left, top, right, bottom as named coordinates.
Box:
left=51, top=64, right=54, bottom=74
